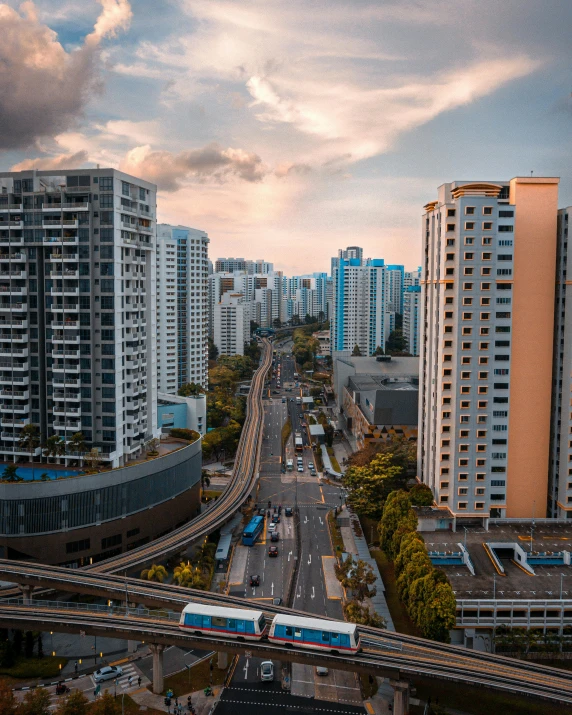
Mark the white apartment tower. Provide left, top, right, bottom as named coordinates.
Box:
left=403, top=286, right=421, bottom=356
left=0, top=168, right=160, bottom=468
left=331, top=255, right=393, bottom=356
left=213, top=293, right=251, bottom=356
left=418, top=178, right=559, bottom=521
left=157, top=225, right=209, bottom=393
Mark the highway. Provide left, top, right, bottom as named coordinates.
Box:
left=0, top=599, right=571, bottom=706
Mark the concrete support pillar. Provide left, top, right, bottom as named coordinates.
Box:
left=19, top=585, right=33, bottom=605
left=217, top=651, right=228, bottom=669
left=390, top=680, right=410, bottom=715
left=128, top=640, right=138, bottom=654
left=150, top=644, right=165, bottom=694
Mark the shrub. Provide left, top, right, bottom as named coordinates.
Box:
left=170, top=428, right=200, bottom=442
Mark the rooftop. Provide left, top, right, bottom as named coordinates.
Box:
left=336, top=355, right=419, bottom=377
left=348, top=374, right=418, bottom=392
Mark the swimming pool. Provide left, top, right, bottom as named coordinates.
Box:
left=0, top=466, right=81, bottom=481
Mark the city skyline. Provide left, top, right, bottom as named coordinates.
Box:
left=1, top=0, right=571, bottom=274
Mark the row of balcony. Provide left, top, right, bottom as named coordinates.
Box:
left=0, top=203, right=89, bottom=212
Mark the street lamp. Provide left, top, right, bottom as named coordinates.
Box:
left=493, top=573, right=496, bottom=600
left=463, top=526, right=468, bottom=549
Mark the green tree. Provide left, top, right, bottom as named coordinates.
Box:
left=409, top=483, right=434, bottom=506
left=178, top=382, right=205, bottom=397
left=67, top=432, right=86, bottom=458
left=348, top=435, right=416, bottom=472
left=39, top=472, right=50, bottom=481
left=90, top=692, right=119, bottom=715
left=140, top=564, right=168, bottom=583
left=351, top=344, right=361, bottom=356
left=17, top=424, right=39, bottom=480
left=18, top=688, right=51, bottom=715
left=374, top=345, right=384, bottom=356
left=334, top=555, right=377, bottom=602
left=342, top=454, right=403, bottom=519
left=43, top=434, right=66, bottom=462
left=2, top=464, right=21, bottom=482
left=378, top=490, right=416, bottom=556
left=385, top=329, right=407, bottom=355
left=343, top=600, right=386, bottom=628
left=54, top=690, right=89, bottom=715
left=0, top=679, right=17, bottom=715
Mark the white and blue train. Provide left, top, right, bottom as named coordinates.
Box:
left=179, top=603, right=361, bottom=653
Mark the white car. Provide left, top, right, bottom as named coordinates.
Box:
left=268, top=523, right=277, bottom=533
left=93, top=665, right=123, bottom=683
left=260, top=661, right=274, bottom=681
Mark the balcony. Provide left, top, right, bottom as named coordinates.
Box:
left=52, top=362, right=80, bottom=373
left=53, top=406, right=81, bottom=417
left=0, top=402, right=29, bottom=413
left=50, top=269, right=79, bottom=279
left=53, top=420, right=81, bottom=430
left=1, top=417, right=30, bottom=427
left=0, top=286, right=27, bottom=296
left=43, top=235, right=79, bottom=245
left=0, top=361, right=29, bottom=371
left=61, top=202, right=89, bottom=211
left=52, top=320, right=79, bottom=329
left=0, top=348, right=28, bottom=357
left=0, top=270, right=26, bottom=279
left=48, top=252, right=78, bottom=262
left=51, top=331, right=80, bottom=343
left=0, top=204, right=22, bottom=211
left=0, top=253, right=23, bottom=261
left=52, top=347, right=80, bottom=357
left=0, top=235, right=23, bottom=244
left=42, top=204, right=62, bottom=212
left=126, top=358, right=139, bottom=369
left=0, top=375, right=28, bottom=385
left=0, top=389, right=29, bottom=399
left=0, top=318, right=27, bottom=329
left=53, top=390, right=80, bottom=400
left=0, top=302, right=26, bottom=311
left=0, top=220, right=23, bottom=229
left=138, top=224, right=153, bottom=234
left=51, top=303, right=79, bottom=312
left=43, top=219, right=79, bottom=229
left=50, top=287, right=79, bottom=297
left=52, top=377, right=79, bottom=385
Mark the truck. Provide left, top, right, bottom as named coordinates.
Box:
left=296, top=397, right=302, bottom=405
left=295, top=437, right=303, bottom=452
left=286, top=459, right=293, bottom=471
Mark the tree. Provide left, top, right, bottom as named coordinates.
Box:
left=18, top=688, right=51, bottom=715
left=178, top=382, right=205, bottom=397
left=43, top=435, right=66, bottom=462
left=272, top=318, right=282, bottom=329
left=208, top=337, right=219, bottom=361
left=343, top=600, right=386, bottom=628
left=18, top=424, right=39, bottom=480
left=291, top=314, right=300, bottom=326
left=351, top=345, right=361, bottom=356
left=2, top=464, right=22, bottom=482
left=54, top=690, right=89, bottom=715
left=334, top=555, right=377, bottom=602
left=342, top=454, right=404, bottom=519
left=348, top=435, right=416, bottom=471
left=140, top=564, right=168, bottom=583
left=83, top=448, right=102, bottom=472
left=67, top=432, right=86, bottom=459
left=385, top=329, right=407, bottom=355
left=409, top=483, right=434, bottom=507
left=90, top=692, right=119, bottom=715
left=39, top=473, right=50, bottom=481
left=374, top=345, right=384, bottom=356
left=378, top=490, right=416, bottom=556
left=0, top=680, right=17, bottom=715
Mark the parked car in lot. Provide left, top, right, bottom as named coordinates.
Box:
left=93, top=666, right=123, bottom=683
left=298, top=467, right=303, bottom=473
left=308, top=462, right=314, bottom=470
left=250, top=574, right=260, bottom=587
left=268, top=546, right=279, bottom=557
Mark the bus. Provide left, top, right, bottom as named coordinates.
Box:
left=242, top=516, right=264, bottom=546
left=286, top=459, right=293, bottom=471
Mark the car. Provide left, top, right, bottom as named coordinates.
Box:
left=316, top=666, right=329, bottom=676
left=298, top=467, right=303, bottom=473
left=260, top=661, right=274, bottom=681
left=250, top=574, right=260, bottom=587
left=271, top=531, right=279, bottom=542
left=268, top=546, right=279, bottom=557
left=308, top=462, right=314, bottom=470
left=272, top=390, right=279, bottom=394
left=93, top=665, right=123, bottom=683
left=268, top=523, right=277, bottom=533
left=284, top=507, right=293, bottom=516
left=282, top=398, right=286, bottom=403
left=258, top=508, right=265, bottom=516
left=272, top=514, right=280, bottom=523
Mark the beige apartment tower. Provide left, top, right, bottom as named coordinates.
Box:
left=418, top=178, right=559, bottom=521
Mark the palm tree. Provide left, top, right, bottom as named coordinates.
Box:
left=17, top=424, right=39, bottom=481
left=140, top=564, right=168, bottom=583
left=173, top=561, right=193, bottom=587
left=2, top=464, right=21, bottom=482
left=42, top=435, right=66, bottom=463
left=67, top=432, right=86, bottom=464
left=39, top=472, right=50, bottom=482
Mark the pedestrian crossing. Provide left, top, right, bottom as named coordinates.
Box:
left=91, top=662, right=148, bottom=693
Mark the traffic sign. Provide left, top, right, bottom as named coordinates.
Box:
left=244, top=650, right=252, bottom=658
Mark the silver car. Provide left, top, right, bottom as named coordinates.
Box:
left=260, top=661, right=274, bottom=681
left=93, top=665, right=123, bottom=683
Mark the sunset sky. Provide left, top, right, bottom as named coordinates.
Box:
left=2, top=0, right=571, bottom=275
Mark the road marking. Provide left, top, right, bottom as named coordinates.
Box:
left=243, top=658, right=249, bottom=679
left=271, top=582, right=274, bottom=595
left=288, top=551, right=292, bottom=562
left=308, top=554, right=312, bottom=565
left=311, top=586, right=315, bottom=599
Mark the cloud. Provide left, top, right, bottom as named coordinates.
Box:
left=119, top=143, right=267, bottom=190
left=0, top=0, right=131, bottom=151
left=10, top=150, right=89, bottom=171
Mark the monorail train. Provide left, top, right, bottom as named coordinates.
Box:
left=179, top=603, right=361, bottom=653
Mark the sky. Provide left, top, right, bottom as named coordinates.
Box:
left=1, top=0, right=571, bottom=276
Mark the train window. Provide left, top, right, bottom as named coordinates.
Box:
left=322, top=632, right=330, bottom=642
left=202, top=616, right=211, bottom=627
left=212, top=617, right=226, bottom=627
left=258, top=616, right=265, bottom=630
left=285, top=626, right=293, bottom=637
left=228, top=620, right=236, bottom=629
left=295, top=629, right=302, bottom=638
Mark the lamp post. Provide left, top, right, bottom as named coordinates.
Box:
left=463, top=526, right=468, bottom=549
left=493, top=573, right=496, bottom=600
left=124, top=571, right=129, bottom=616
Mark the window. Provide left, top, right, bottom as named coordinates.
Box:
left=447, top=209, right=456, bottom=217
left=475, top=502, right=485, bottom=510
left=462, top=298, right=473, bottom=306
left=66, top=538, right=90, bottom=554
left=100, top=194, right=114, bottom=208
left=462, top=312, right=472, bottom=320
left=461, top=371, right=471, bottom=379
left=446, top=253, right=455, bottom=261
left=99, top=177, right=113, bottom=191
left=464, top=252, right=474, bottom=260
left=481, top=267, right=491, bottom=275
left=465, top=207, right=475, bottom=215
left=458, top=487, right=468, bottom=495
left=483, top=222, right=493, bottom=230
left=101, top=534, right=122, bottom=549
left=478, top=400, right=488, bottom=409
left=458, top=502, right=468, bottom=510
left=482, top=236, right=492, bottom=245
left=498, top=254, right=513, bottom=261
left=498, top=225, right=514, bottom=232
left=464, top=237, right=474, bottom=245
left=480, top=312, right=490, bottom=320
left=464, top=267, right=473, bottom=275
left=463, top=282, right=473, bottom=290
left=479, top=371, right=488, bottom=379
left=481, top=282, right=491, bottom=290
left=483, top=207, right=493, bottom=215
left=462, top=342, right=472, bottom=349
left=465, top=222, right=475, bottom=230
left=446, top=223, right=456, bottom=232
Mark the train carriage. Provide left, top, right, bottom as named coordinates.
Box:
left=179, top=603, right=266, bottom=641
left=268, top=614, right=360, bottom=653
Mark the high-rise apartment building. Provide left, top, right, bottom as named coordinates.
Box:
left=404, top=267, right=421, bottom=290
left=214, top=257, right=273, bottom=274
left=387, top=265, right=404, bottom=314
left=403, top=286, right=421, bottom=356
left=418, top=178, right=559, bottom=521
left=213, top=292, right=252, bottom=356
left=0, top=168, right=160, bottom=469
left=157, top=225, right=209, bottom=393
left=331, top=253, right=393, bottom=356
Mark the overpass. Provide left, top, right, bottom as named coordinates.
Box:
left=0, top=598, right=570, bottom=708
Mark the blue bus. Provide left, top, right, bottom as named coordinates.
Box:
left=242, top=515, right=264, bottom=546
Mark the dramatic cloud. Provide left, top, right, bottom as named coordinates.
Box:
left=11, top=150, right=89, bottom=171
left=119, top=143, right=267, bottom=190
left=0, top=0, right=131, bottom=151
